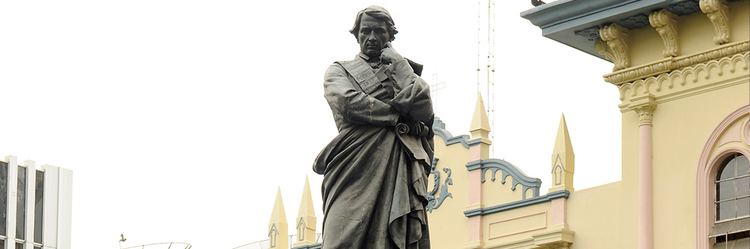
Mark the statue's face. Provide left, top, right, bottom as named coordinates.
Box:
left=357, top=14, right=391, bottom=59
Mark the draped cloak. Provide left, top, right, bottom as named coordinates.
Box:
left=313, top=54, right=434, bottom=249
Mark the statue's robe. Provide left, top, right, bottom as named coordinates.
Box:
left=314, top=54, right=433, bottom=249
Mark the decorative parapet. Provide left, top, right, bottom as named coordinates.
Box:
left=605, top=41, right=749, bottom=85
left=618, top=52, right=750, bottom=112
left=700, top=0, right=731, bottom=45
left=432, top=118, right=470, bottom=148
left=599, top=23, right=631, bottom=70
left=649, top=9, right=679, bottom=57
left=466, top=159, right=542, bottom=200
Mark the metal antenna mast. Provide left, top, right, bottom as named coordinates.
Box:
left=487, top=0, right=496, bottom=153
left=476, top=0, right=482, bottom=91
left=477, top=0, right=496, bottom=155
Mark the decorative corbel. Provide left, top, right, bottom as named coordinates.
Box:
left=699, top=0, right=730, bottom=45
left=599, top=23, right=630, bottom=71
left=594, top=39, right=615, bottom=62
left=649, top=10, right=679, bottom=57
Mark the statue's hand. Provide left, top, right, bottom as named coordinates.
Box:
left=379, top=42, right=404, bottom=64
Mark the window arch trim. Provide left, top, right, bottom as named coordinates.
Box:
left=696, top=105, right=750, bottom=249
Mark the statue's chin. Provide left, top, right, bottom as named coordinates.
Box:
left=363, top=50, right=381, bottom=60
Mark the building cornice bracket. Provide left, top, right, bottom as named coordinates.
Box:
left=699, top=0, right=731, bottom=45
left=649, top=9, right=679, bottom=57
left=599, top=23, right=631, bottom=70
left=605, top=41, right=749, bottom=85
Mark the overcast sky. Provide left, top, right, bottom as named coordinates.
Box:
left=0, top=0, right=620, bottom=248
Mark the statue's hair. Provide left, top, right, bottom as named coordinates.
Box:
left=349, top=6, right=398, bottom=41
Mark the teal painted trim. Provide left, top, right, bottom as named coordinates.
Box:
left=466, top=160, right=482, bottom=171
left=432, top=117, right=470, bottom=148
left=464, top=191, right=571, bottom=217
left=520, top=0, right=699, bottom=61
left=467, top=138, right=483, bottom=146
left=465, top=159, right=542, bottom=199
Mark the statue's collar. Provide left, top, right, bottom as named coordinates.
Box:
left=356, top=53, right=383, bottom=68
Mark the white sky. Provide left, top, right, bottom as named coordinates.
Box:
left=0, top=0, right=620, bottom=248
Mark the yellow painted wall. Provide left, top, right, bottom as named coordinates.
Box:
left=428, top=135, right=470, bottom=249
left=607, top=2, right=750, bottom=248
left=729, top=1, right=750, bottom=44
left=629, top=26, right=664, bottom=67
left=566, top=182, right=626, bottom=249
left=481, top=173, right=526, bottom=206
left=675, top=10, right=719, bottom=59
left=651, top=81, right=749, bottom=249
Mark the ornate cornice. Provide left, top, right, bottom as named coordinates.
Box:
left=649, top=9, right=679, bottom=57
left=700, top=0, right=730, bottom=45
left=619, top=52, right=750, bottom=112
left=604, top=41, right=749, bottom=85
left=599, top=23, right=630, bottom=71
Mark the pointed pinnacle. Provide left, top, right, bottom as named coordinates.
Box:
left=269, top=187, right=287, bottom=225
left=298, top=176, right=316, bottom=218
left=471, top=92, right=491, bottom=133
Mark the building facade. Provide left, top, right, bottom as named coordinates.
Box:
left=259, top=0, right=749, bottom=248
left=1, top=156, right=73, bottom=249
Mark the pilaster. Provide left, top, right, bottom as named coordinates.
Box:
left=633, top=98, right=656, bottom=249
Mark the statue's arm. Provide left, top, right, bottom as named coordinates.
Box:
left=324, top=64, right=400, bottom=127
left=388, top=59, right=434, bottom=122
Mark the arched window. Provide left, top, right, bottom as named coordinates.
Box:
left=696, top=105, right=750, bottom=249
left=712, top=153, right=749, bottom=248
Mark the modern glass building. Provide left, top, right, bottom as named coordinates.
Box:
left=0, top=156, right=72, bottom=249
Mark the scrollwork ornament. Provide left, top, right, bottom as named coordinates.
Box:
left=426, top=158, right=453, bottom=212
left=600, top=23, right=630, bottom=71
left=700, top=0, right=730, bottom=45
left=649, top=9, right=679, bottom=57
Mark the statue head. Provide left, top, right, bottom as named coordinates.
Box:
left=349, top=6, right=398, bottom=58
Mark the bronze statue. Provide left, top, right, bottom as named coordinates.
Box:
left=313, top=5, right=434, bottom=249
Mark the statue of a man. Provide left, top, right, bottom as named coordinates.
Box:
left=313, top=5, right=433, bottom=249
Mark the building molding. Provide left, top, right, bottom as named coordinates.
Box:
left=466, top=159, right=542, bottom=199
left=649, top=9, right=679, bottom=57
left=618, top=51, right=750, bottom=111
left=699, top=0, right=731, bottom=45
left=605, top=41, right=749, bottom=85
left=464, top=191, right=569, bottom=218
left=432, top=118, right=470, bottom=149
